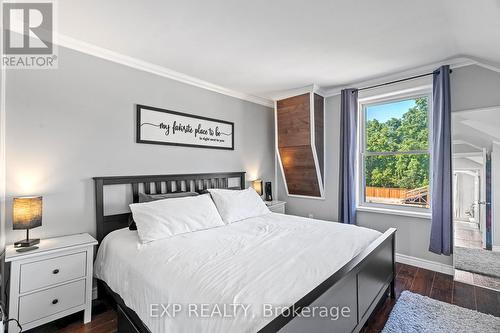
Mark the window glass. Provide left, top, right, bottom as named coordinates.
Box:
left=362, top=96, right=430, bottom=209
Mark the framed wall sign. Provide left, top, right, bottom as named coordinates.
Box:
left=136, top=104, right=234, bottom=150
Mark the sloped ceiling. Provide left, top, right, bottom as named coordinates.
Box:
left=57, top=0, right=500, bottom=99
left=453, top=108, right=500, bottom=152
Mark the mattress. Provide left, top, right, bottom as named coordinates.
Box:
left=94, top=213, right=381, bottom=333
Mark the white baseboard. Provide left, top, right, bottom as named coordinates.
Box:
left=396, top=253, right=454, bottom=276
left=493, top=246, right=500, bottom=252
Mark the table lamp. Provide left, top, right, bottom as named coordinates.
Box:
left=252, top=179, right=263, bottom=196
left=13, top=196, right=42, bottom=248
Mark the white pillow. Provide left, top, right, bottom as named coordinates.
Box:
left=129, top=194, right=224, bottom=243
left=208, top=188, right=270, bottom=224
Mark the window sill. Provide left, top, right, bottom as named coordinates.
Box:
left=356, top=206, right=431, bottom=220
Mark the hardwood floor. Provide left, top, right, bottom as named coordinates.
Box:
left=27, top=263, right=500, bottom=333
left=360, top=263, right=500, bottom=333
left=23, top=300, right=117, bottom=333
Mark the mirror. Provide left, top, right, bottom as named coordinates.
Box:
left=452, top=108, right=500, bottom=290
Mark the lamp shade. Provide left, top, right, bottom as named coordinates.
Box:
left=252, top=179, right=263, bottom=196
left=13, top=196, right=42, bottom=230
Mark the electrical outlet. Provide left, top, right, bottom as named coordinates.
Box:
left=308, top=213, right=314, bottom=219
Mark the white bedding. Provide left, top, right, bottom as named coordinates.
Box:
left=94, top=213, right=381, bottom=333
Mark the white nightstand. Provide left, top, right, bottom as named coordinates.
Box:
left=5, top=233, right=97, bottom=333
left=265, top=200, right=286, bottom=214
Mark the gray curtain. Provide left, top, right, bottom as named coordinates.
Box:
left=339, top=89, right=358, bottom=224
left=429, top=65, right=453, bottom=255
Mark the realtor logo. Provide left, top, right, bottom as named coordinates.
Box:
left=2, top=1, right=57, bottom=68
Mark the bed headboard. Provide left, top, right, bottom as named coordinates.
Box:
left=93, top=172, right=246, bottom=243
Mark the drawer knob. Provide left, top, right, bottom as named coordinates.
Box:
left=52, top=269, right=60, bottom=274
left=52, top=299, right=59, bottom=305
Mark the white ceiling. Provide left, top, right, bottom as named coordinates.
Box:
left=58, top=0, right=500, bottom=100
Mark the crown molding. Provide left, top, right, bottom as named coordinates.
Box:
left=469, top=56, right=500, bottom=74
left=270, top=84, right=314, bottom=101
left=322, top=56, right=478, bottom=97
left=453, top=139, right=483, bottom=152
left=54, top=33, right=274, bottom=108
left=453, top=105, right=500, bottom=114
left=31, top=27, right=500, bottom=109
left=6, top=15, right=272, bottom=107
left=270, top=84, right=327, bottom=101
left=268, top=55, right=500, bottom=101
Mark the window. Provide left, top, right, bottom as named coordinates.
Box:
left=359, top=94, right=431, bottom=211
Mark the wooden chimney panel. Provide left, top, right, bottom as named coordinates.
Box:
left=277, top=93, right=310, bottom=148
left=276, top=92, right=324, bottom=197
left=278, top=146, right=321, bottom=197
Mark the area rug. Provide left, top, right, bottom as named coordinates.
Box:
left=454, top=246, right=500, bottom=278
left=382, top=291, right=500, bottom=333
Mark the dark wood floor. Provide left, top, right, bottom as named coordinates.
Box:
left=28, top=263, right=500, bottom=333
left=361, top=263, right=500, bottom=333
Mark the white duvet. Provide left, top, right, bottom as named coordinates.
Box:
left=94, top=213, right=380, bottom=333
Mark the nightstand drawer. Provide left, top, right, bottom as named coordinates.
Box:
left=18, top=279, right=86, bottom=325
left=20, top=252, right=86, bottom=293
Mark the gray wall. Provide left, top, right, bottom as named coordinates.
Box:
left=5, top=46, right=274, bottom=243
left=278, top=65, right=500, bottom=266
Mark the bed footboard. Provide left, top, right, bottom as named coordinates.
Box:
left=259, top=228, right=396, bottom=333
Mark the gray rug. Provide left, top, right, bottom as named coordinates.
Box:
left=454, top=246, right=500, bottom=278
left=382, top=291, right=500, bottom=333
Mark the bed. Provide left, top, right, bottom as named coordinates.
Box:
left=94, top=172, right=396, bottom=333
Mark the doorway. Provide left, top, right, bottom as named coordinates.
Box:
left=454, top=168, right=483, bottom=248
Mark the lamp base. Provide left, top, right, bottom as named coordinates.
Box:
left=16, top=246, right=39, bottom=253
left=14, top=238, right=40, bottom=248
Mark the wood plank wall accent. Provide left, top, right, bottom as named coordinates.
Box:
left=277, top=94, right=311, bottom=147
left=277, top=92, right=324, bottom=197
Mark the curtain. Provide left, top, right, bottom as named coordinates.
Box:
left=339, top=89, right=358, bottom=224
left=429, top=65, right=453, bottom=255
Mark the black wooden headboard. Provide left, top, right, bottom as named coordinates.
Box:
left=94, top=172, right=246, bottom=243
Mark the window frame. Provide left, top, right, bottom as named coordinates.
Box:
left=357, top=88, right=433, bottom=215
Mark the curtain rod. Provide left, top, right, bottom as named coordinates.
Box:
left=354, top=69, right=453, bottom=92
